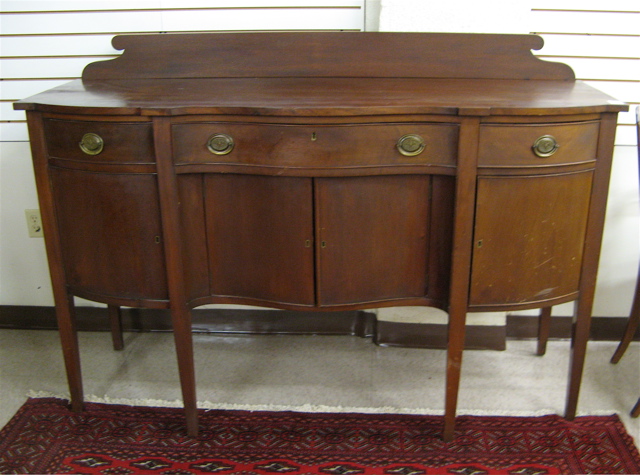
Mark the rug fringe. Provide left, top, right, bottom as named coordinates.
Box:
left=25, top=390, right=617, bottom=417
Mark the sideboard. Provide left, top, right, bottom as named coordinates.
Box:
left=14, top=32, right=628, bottom=441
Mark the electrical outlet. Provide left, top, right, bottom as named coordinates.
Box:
left=25, top=209, right=44, bottom=237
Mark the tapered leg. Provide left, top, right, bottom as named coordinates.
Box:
left=25, top=111, right=85, bottom=413
left=443, top=117, right=479, bottom=442
left=108, top=305, right=124, bottom=351
left=565, top=300, right=592, bottom=420
left=172, top=305, right=198, bottom=436
left=444, top=309, right=466, bottom=442
left=632, top=398, right=640, bottom=418
left=565, top=112, right=618, bottom=421
left=154, top=116, right=199, bottom=437
left=537, top=306, right=553, bottom=356
left=56, top=293, right=84, bottom=412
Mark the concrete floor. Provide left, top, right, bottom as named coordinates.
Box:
left=1, top=329, right=638, bottom=444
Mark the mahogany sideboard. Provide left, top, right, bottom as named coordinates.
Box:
left=14, top=32, right=628, bottom=441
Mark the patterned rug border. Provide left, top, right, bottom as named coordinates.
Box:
left=25, top=389, right=619, bottom=418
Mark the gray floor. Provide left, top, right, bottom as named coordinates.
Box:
left=1, top=329, right=639, bottom=444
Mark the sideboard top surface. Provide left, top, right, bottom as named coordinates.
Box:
left=14, top=32, right=628, bottom=117
left=14, top=77, right=627, bottom=117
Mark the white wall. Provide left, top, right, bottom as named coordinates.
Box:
left=380, top=0, right=533, bottom=34
left=1, top=0, right=638, bottom=320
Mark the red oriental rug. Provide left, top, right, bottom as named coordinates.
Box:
left=1, top=398, right=640, bottom=474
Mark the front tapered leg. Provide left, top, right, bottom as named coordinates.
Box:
left=153, top=116, right=199, bottom=436
left=565, top=300, right=591, bottom=420
left=57, top=294, right=83, bottom=412
left=171, top=305, right=198, bottom=436
left=442, top=117, right=480, bottom=441
left=444, top=310, right=466, bottom=442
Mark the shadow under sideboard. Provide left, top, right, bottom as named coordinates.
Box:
left=1, top=305, right=636, bottom=350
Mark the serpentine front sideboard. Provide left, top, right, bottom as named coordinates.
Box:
left=14, top=32, right=628, bottom=441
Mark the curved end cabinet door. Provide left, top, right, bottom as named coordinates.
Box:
left=469, top=171, right=593, bottom=309
left=51, top=167, right=168, bottom=303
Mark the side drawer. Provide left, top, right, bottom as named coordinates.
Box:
left=172, top=122, right=458, bottom=168
left=43, top=119, right=155, bottom=164
left=478, top=121, right=599, bottom=167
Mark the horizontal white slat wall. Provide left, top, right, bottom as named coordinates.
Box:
left=0, top=1, right=365, bottom=306
left=530, top=2, right=639, bottom=146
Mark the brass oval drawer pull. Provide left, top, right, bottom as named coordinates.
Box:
left=79, top=133, right=104, bottom=156
left=532, top=135, right=559, bottom=158
left=397, top=134, right=426, bottom=157
left=207, top=133, right=234, bottom=155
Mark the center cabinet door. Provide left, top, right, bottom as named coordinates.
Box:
left=205, top=174, right=315, bottom=306
left=315, top=175, right=430, bottom=307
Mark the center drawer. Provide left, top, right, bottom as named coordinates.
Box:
left=171, top=122, right=458, bottom=169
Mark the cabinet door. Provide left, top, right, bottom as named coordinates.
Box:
left=51, top=168, right=168, bottom=301
left=205, top=174, right=315, bottom=306
left=316, top=176, right=430, bottom=306
left=470, top=171, right=593, bottom=308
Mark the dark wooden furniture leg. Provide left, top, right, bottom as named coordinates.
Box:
left=56, top=294, right=84, bottom=412
left=154, top=116, right=199, bottom=436
left=566, top=300, right=591, bottom=419
left=444, top=117, right=479, bottom=441
left=26, top=111, right=84, bottom=412
left=108, top=305, right=124, bottom=351
left=537, top=306, right=553, bottom=356
left=171, top=305, right=198, bottom=434
left=632, top=399, right=640, bottom=418
left=565, top=113, right=618, bottom=420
